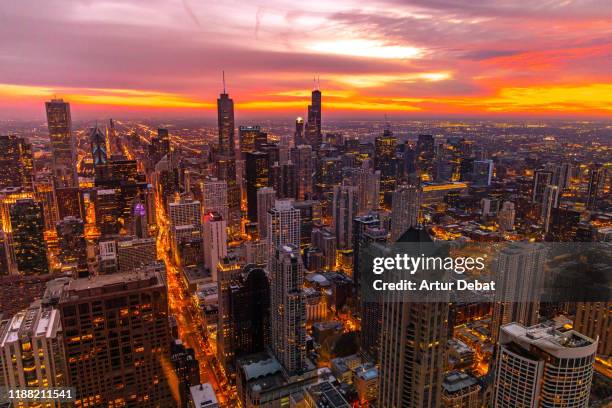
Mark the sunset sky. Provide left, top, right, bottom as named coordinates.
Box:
left=1, top=0, right=611, bottom=119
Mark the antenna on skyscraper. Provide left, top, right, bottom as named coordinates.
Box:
left=317, top=76, right=320, bottom=90
left=222, top=70, right=226, bottom=94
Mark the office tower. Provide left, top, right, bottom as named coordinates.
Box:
left=217, top=82, right=235, bottom=157
left=269, top=244, right=306, bottom=374
left=587, top=164, right=606, bottom=209
left=0, top=134, right=34, bottom=190
left=472, top=159, right=493, bottom=187
left=0, top=302, right=66, bottom=399
left=459, top=157, right=474, bottom=182
left=378, top=228, right=449, bottom=408
left=551, top=162, right=572, bottom=190
left=491, top=242, right=547, bottom=343
left=270, top=161, right=296, bottom=199
left=35, top=181, right=59, bottom=231
left=239, top=125, right=267, bottom=155
left=292, top=145, right=314, bottom=200
left=293, top=200, right=322, bottom=247
left=245, top=151, right=270, bottom=222
left=95, top=188, right=121, bottom=235
left=116, top=236, right=157, bottom=272
left=344, top=167, right=380, bottom=215
left=494, top=322, right=597, bottom=408
left=331, top=185, right=358, bottom=250
left=547, top=207, right=581, bottom=241
left=295, top=117, right=305, bottom=145
left=217, top=156, right=241, bottom=236
left=541, top=184, right=560, bottom=234
left=416, top=134, right=435, bottom=180
left=374, top=127, right=398, bottom=206
left=56, top=216, right=88, bottom=277
left=155, top=154, right=179, bottom=204
left=498, top=201, right=516, bottom=232
left=311, top=226, right=337, bottom=270
left=390, top=184, right=422, bottom=241
left=201, top=177, right=228, bottom=222
left=266, top=199, right=301, bottom=255
left=58, top=269, right=175, bottom=407
left=481, top=197, right=500, bottom=217
left=169, top=197, right=201, bottom=229
left=90, top=125, right=108, bottom=180
left=532, top=169, right=553, bottom=203
left=574, top=302, right=611, bottom=356
left=256, top=187, right=276, bottom=239
left=10, top=198, right=48, bottom=275
left=217, top=264, right=270, bottom=377
left=46, top=99, right=77, bottom=188
left=305, top=88, right=322, bottom=149
left=352, top=214, right=380, bottom=286
left=202, top=211, right=227, bottom=282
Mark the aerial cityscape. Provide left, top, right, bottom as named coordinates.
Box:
left=0, top=1, right=611, bottom=408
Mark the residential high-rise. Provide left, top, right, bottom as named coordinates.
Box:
left=256, top=187, right=276, bottom=239
left=46, top=99, right=78, bottom=188
left=491, top=242, right=547, bottom=343
left=58, top=269, right=176, bottom=407
left=0, top=301, right=66, bottom=402
left=293, top=199, right=322, bottom=247
left=0, top=134, right=34, bottom=191
left=331, top=185, right=358, bottom=250
left=202, top=211, right=227, bottom=282
left=390, top=184, right=422, bottom=241
left=343, top=167, right=380, bottom=215
left=245, top=151, right=270, bottom=222
left=266, top=199, right=301, bottom=256
left=494, top=322, right=597, bottom=408
left=56, top=216, right=88, bottom=277
left=378, top=228, right=449, bottom=408
left=374, top=127, right=398, bottom=206
left=201, top=177, right=228, bottom=222
left=169, top=197, right=201, bottom=229
left=10, top=198, right=48, bottom=275
left=269, top=244, right=306, bottom=375
left=270, top=161, right=296, bottom=199
left=574, top=302, right=611, bottom=356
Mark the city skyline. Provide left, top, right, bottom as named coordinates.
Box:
left=1, top=0, right=611, bottom=119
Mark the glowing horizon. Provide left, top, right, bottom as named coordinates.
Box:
left=0, top=1, right=610, bottom=119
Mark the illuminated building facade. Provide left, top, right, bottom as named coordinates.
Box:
left=0, top=135, right=34, bottom=191
left=245, top=151, right=270, bottom=222
left=10, top=198, right=48, bottom=275
left=46, top=99, right=78, bottom=189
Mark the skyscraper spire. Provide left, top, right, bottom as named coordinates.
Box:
left=222, top=70, right=226, bottom=94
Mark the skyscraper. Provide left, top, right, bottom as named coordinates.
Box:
left=256, top=187, right=276, bottom=239
left=46, top=99, right=78, bottom=188
left=239, top=125, right=267, bottom=156
left=587, top=164, right=606, bottom=210
left=202, top=211, right=227, bottom=282
left=201, top=177, right=228, bottom=222
left=266, top=199, right=301, bottom=257
left=10, top=198, right=48, bottom=275
left=269, top=244, right=306, bottom=375
left=245, top=151, right=270, bottom=222
left=374, top=127, right=398, bottom=206
left=0, top=134, right=34, bottom=191
left=295, top=117, right=305, bottom=145
left=292, top=145, right=314, bottom=200
left=58, top=269, right=176, bottom=407
left=343, top=167, right=380, bottom=215
left=541, top=184, right=560, bottom=234
left=494, top=322, right=596, bottom=408
left=498, top=201, right=516, bottom=232
left=532, top=169, right=553, bottom=203
left=305, top=87, right=322, bottom=149
left=472, top=159, right=494, bottom=187
left=331, top=185, right=358, bottom=250
left=416, top=134, right=435, bottom=181
left=390, top=184, right=422, bottom=241
left=491, top=242, right=547, bottom=343
left=378, top=228, right=448, bottom=408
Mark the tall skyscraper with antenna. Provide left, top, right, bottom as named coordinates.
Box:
left=305, top=78, right=322, bottom=149
left=216, top=71, right=241, bottom=236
